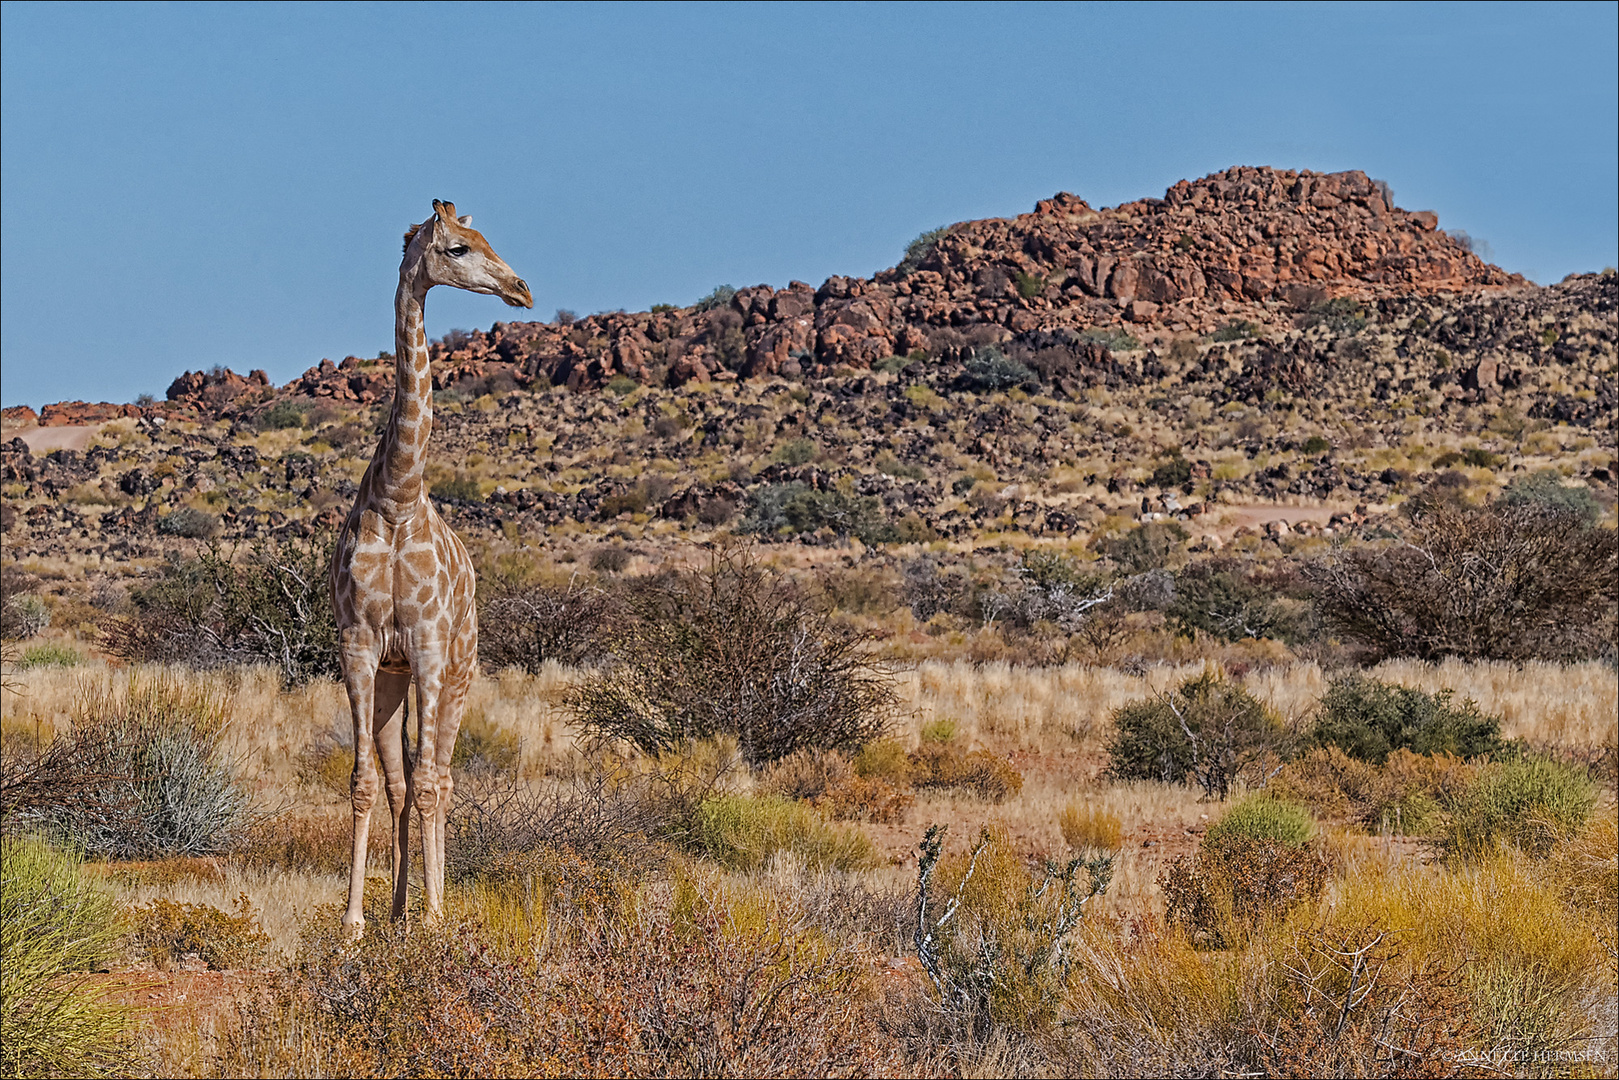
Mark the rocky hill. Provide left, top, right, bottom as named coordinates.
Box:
left=1, top=166, right=1613, bottom=580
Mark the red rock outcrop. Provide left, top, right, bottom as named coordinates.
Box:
left=31, top=166, right=1533, bottom=418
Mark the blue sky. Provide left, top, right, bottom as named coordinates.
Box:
left=2, top=1, right=1615, bottom=409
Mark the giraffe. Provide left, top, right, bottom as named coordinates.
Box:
left=330, top=199, right=531, bottom=938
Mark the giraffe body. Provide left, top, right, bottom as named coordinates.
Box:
left=331, top=200, right=530, bottom=936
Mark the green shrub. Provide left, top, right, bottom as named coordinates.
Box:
left=873, top=449, right=926, bottom=480
left=0, top=835, right=135, bottom=1077
left=128, top=894, right=271, bottom=970
left=156, top=506, right=220, bottom=539
left=692, top=794, right=879, bottom=871
left=1302, top=434, right=1331, bottom=455
left=1211, top=320, right=1260, bottom=342
left=898, top=226, right=950, bottom=275
left=0, top=594, right=50, bottom=639
left=742, top=482, right=889, bottom=544
left=19, top=643, right=81, bottom=668
left=605, top=375, right=639, bottom=396
left=1014, top=270, right=1045, bottom=299
left=257, top=398, right=313, bottom=430
left=1304, top=297, right=1369, bottom=335
left=18, top=674, right=259, bottom=859
left=1150, top=455, right=1192, bottom=489
left=872, top=355, right=909, bottom=375
left=1169, top=559, right=1309, bottom=643
left=1499, top=469, right=1602, bottom=524
left=430, top=475, right=482, bottom=502
left=960, top=348, right=1035, bottom=392
left=1080, top=327, right=1139, bottom=352
left=693, top=284, right=737, bottom=312
left=1310, top=675, right=1506, bottom=764
left=1100, top=521, right=1188, bottom=573
left=1443, top=757, right=1596, bottom=859
left=1205, top=796, right=1315, bottom=848
left=1105, top=669, right=1284, bottom=798
left=920, top=718, right=958, bottom=743
left=772, top=437, right=819, bottom=465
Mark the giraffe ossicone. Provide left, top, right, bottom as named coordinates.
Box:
left=330, top=199, right=531, bottom=938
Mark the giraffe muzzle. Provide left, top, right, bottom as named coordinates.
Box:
left=503, top=278, right=533, bottom=308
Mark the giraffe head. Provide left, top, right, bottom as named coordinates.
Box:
left=402, top=199, right=533, bottom=308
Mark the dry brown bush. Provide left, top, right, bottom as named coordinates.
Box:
left=569, top=548, right=898, bottom=766
left=225, top=889, right=904, bottom=1078
left=1271, top=746, right=1479, bottom=834
left=478, top=578, right=617, bottom=672
left=1160, top=835, right=1334, bottom=948
left=760, top=749, right=914, bottom=824
left=909, top=743, right=1024, bottom=802
left=1311, top=502, right=1618, bottom=663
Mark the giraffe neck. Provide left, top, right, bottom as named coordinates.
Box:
left=369, top=277, right=434, bottom=518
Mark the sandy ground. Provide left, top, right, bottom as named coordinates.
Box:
left=3, top=423, right=102, bottom=453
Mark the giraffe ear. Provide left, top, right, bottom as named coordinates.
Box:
left=457, top=215, right=473, bottom=227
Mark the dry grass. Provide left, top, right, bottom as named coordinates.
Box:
left=7, top=654, right=1616, bottom=1075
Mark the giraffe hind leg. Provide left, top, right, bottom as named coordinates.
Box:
left=371, top=670, right=412, bottom=923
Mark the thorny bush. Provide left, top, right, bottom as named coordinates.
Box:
left=1310, top=501, right=1618, bottom=662
left=101, top=532, right=339, bottom=686
left=568, top=548, right=897, bottom=766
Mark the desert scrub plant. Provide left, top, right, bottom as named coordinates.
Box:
left=742, top=481, right=890, bottom=544
left=1168, top=557, right=1312, bottom=643
left=17, top=642, right=81, bottom=668
left=914, top=824, right=1112, bottom=1033
left=1204, top=795, right=1315, bottom=848
left=17, top=673, right=259, bottom=859
left=1269, top=746, right=1477, bottom=835
left=450, top=711, right=521, bottom=775
left=1441, top=756, right=1596, bottom=860
left=959, top=348, right=1036, bottom=392
left=898, top=225, right=950, bottom=275
left=908, top=743, right=1024, bottom=802
left=691, top=793, right=879, bottom=871
left=1309, top=674, right=1506, bottom=763
left=759, top=749, right=914, bottom=824
left=232, top=887, right=901, bottom=1078
left=428, top=473, right=482, bottom=502
left=127, top=893, right=271, bottom=970
left=0, top=592, right=50, bottom=639
left=1104, top=668, right=1286, bottom=799
left=1498, top=467, right=1604, bottom=523
left=1310, top=501, right=1618, bottom=662
left=102, top=532, right=339, bottom=686
left=568, top=547, right=897, bottom=766
left=446, top=762, right=666, bottom=883
left=1159, top=833, right=1333, bottom=948
left=1058, top=801, right=1122, bottom=852
left=1325, top=851, right=1612, bottom=1066
left=0, top=835, right=137, bottom=1078
left=155, top=505, right=221, bottom=539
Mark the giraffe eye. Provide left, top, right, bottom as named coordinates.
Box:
left=446, top=245, right=470, bottom=258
